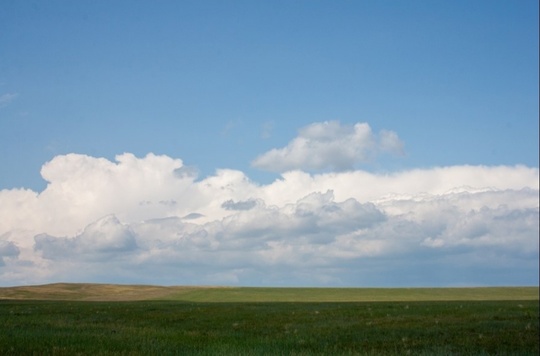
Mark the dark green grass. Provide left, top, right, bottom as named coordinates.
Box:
left=1, top=299, right=538, bottom=355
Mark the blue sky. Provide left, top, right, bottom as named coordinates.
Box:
left=1, top=0, right=538, bottom=190
left=0, top=1, right=538, bottom=287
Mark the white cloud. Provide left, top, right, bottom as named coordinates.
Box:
left=0, top=92, right=18, bottom=108
left=252, top=121, right=404, bottom=172
left=0, top=149, right=538, bottom=286
left=35, top=215, right=138, bottom=260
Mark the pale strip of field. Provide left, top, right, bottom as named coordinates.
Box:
left=167, top=286, right=540, bottom=302
left=0, top=283, right=209, bottom=301
left=0, top=283, right=538, bottom=302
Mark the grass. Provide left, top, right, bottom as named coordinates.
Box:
left=164, top=286, right=539, bottom=302
left=0, top=284, right=538, bottom=355
left=1, top=283, right=538, bottom=302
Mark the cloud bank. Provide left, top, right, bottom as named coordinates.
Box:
left=252, top=121, right=404, bottom=172
left=0, top=128, right=538, bottom=287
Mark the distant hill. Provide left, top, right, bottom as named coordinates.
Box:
left=1, top=284, right=538, bottom=302
left=0, top=283, right=206, bottom=301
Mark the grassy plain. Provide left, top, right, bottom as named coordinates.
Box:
left=1, top=283, right=537, bottom=302
left=0, top=284, right=538, bottom=355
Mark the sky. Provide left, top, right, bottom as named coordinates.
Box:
left=0, top=0, right=538, bottom=287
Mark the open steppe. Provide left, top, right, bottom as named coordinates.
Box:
left=0, top=284, right=538, bottom=355
left=1, top=283, right=537, bottom=302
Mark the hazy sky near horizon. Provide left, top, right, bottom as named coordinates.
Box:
left=0, top=1, right=538, bottom=287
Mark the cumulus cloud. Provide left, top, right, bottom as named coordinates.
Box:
left=0, top=240, right=19, bottom=266
left=252, top=121, right=404, bottom=172
left=0, top=149, right=538, bottom=286
left=35, top=215, right=138, bottom=260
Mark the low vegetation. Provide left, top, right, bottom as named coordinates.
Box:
left=1, top=283, right=537, bottom=302
left=0, top=284, right=538, bottom=355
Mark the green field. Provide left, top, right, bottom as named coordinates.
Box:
left=1, top=283, right=537, bottom=302
left=0, top=284, right=538, bottom=355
